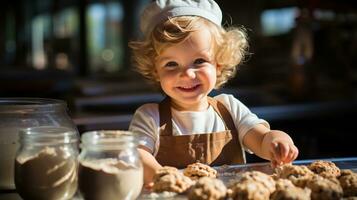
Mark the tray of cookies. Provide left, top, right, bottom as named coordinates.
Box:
left=139, top=157, right=357, bottom=199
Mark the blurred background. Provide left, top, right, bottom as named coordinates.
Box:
left=0, top=0, right=356, bottom=162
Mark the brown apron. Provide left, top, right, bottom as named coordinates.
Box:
left=156, top=97, right=245, bottom=169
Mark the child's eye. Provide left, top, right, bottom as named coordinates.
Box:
left=164, top=61, right=178, bottom=68
left=194, top=58, right=207, bottom=65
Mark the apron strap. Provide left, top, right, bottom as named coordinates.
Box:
left=159, top=97, right=172, bottom=136
left=207, top=96, right=237, bottom=134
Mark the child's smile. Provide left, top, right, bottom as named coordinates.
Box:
left=176, top=83, right=201, bottom=92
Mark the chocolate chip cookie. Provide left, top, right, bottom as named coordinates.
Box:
left=271, top=179, right=311, bottom=200
left=188, top=177, right=226, bottom=200
left=275, top=164, right=314, bottom=187
left=305, top=175, right=343, bottom=200
left=228, top=179, right=271, bottom=200
left=154, top=166, right=179, bottom=178
left=275, top=164, right=315, bottom=179
left=183, top=162, right=217, bottom=180
left=339, top=169, right=357, bottom=197
left=239, top=171, right=276, bottom=193
left=308, top=160, right=341, bottom=178
left=153, top=167, right=193, bottom=193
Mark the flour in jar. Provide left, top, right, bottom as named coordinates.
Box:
left=78, top=158, right=143, bottom=200
left=15, top=146, right=78, bottom=200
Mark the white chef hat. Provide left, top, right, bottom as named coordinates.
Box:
left=140, top=0, right=222, bottom=36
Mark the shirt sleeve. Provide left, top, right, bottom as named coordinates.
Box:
left=128, top=103, right=160, bottom=155
left=215, top=94, right=270, bottom=153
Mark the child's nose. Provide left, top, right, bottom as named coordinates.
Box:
left=181, top=67, right=196, bottom=79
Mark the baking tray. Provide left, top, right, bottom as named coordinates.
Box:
left=1, top=157, right=356, bottom=200
left=139, top=157, right=357, bottom=199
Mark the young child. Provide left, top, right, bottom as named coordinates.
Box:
left=129, top=0, right=299, bottom=185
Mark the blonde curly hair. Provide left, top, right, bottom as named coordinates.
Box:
left=129, top=16, right=248, bottom=89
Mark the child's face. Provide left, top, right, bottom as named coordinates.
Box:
left=154, top=29, right=219, bottom=111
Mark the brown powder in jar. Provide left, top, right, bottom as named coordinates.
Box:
left=15, top=147, right=78, bottom=200
left=78, top=159, right=143, bottom=200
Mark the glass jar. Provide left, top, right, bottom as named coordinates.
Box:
left=15, top=126, right=79, bottom=200
left=78, top=130, right=143, bottom=200
left=0, top=98, right=79, bottom=190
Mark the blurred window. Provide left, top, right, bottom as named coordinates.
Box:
left=31, top=7, right=80, bottom=72
left=261, top=7, right=298, bottom=36
left=54, top=8, right=79, bottom=38
left=86, top=2, right=124, bottom=74
left=53, top=7, right=80, bottom=71
left=31, top=14, right=51, bottom=70
left=1, top=0, right=150, bottom=76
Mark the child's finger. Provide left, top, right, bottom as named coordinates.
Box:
left=279, top=143, right=289, bottom=161
left=144, top=182, right=154, bottom=190
left=292, top=145, right=299, bottom=160
left=271, top=160, right=279, bottom=168
left=284, top=146, right=298, bottom=164
left=270, top=142, right=281, bottom=162
left=284, top=150, right=294, bottom=163
left=269, top=147, right=282, bottom=167
left=285, top=145, right=297, bottom=162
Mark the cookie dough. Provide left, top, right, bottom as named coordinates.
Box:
left=183, top=162, right=217, bottom=180
left=239, top=171, right=276, bottom=193
left=228, top=179, right=270, bottom=200
left=188, top=177, right=226, bottom=200
left=154, top=166, right=179, bottom=178
left=339, top=169, right=357, bottom=197
left=308, top=160, right=341, bottom=178
left=275, top=164, right=314, bottom=186
left=305, top=175, right=343, bottom=200
left=275, top=178, right=296, bottom=188
left=271, top=179, right=311, bottom=200
left=275, top=164, right=314, bottom=180
left=153, top=167, right=193, bottom=193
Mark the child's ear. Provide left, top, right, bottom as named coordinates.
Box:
left=152, top=62, right=160, bottom=82
left=153, top=70, right=160, bottom=82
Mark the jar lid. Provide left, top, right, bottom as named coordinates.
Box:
left=20, top=126, right=79, bottom=145
left=80, top=130, right=140, bottom=150
left=0, top=98, right=66, bottom=113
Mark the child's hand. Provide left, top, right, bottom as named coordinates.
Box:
left=144, top=182, right=154, bottom=190
left=265, top=130, right=299, bottom=167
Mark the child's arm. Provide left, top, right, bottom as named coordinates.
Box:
left=242, top=124, right=299, bottom=166
left=138, top=146, right=162, bottom=186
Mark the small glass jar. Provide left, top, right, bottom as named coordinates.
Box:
left=14, top=126, right=79, bottom=200
left=0, top=98, right=79, bottom=190
left=78, top=130, right=143, bottom=200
